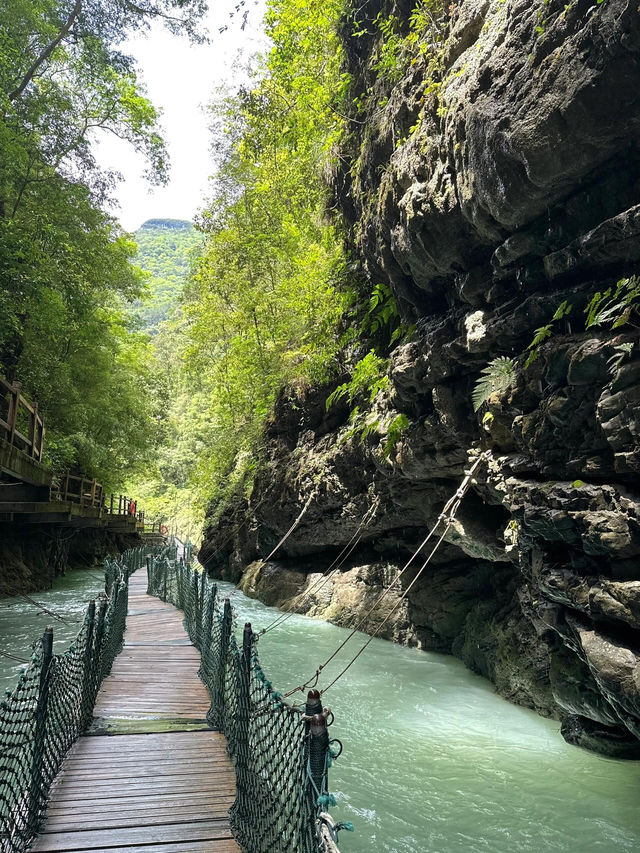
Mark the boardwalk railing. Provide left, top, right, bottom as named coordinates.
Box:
left=52, top=474, right=104, bottom=508
left=0, top=547, right=146, bottom=853
left=0, top=378, right=44, bottom=462
left=50, top=479, right=146, bottom=525
left=147, top=549, right=351, bottom=853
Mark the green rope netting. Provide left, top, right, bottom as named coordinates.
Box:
left=147, top=550, right=350, bottom=853
left=0, top=546, right=146, bottom=853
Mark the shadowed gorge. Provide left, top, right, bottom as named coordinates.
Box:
left=3, top=0, right=640, bottom=851
left=200, top=0, right=640, bottom=760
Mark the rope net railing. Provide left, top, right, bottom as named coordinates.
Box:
left=0, top=546, right=146, bottom=853
left=147, top=547, right=352, bottom=853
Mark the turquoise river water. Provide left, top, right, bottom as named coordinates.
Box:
left=1, top=567, right=640, bottom=852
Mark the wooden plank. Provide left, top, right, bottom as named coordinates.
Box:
left=42, top=805, right=235, bottom=832
left=47, top=794, right=234, bottom=814
left=32, top=820, right=235, bottom=850
left=78, top=843, right=240, bottom=853
left=47, top=790, right=233, bottom=810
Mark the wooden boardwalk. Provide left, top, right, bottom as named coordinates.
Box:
left=31, top=569, right=242, bottom=853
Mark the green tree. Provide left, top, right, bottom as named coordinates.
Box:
left=0, top=0, right=208, bottom=487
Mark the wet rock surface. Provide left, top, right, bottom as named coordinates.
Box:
left=0, top=525, right=141, bottom=595
left=202, top=0, right=640, bottom=756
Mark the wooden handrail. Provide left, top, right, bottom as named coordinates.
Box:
left=52, top=474, right=111, bottom=509
left=1, top=373, right=147, bottom=521
left=0, top=377, right=45, bottom=461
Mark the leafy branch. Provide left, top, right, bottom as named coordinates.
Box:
left=525, top=299, right=572, bottom=368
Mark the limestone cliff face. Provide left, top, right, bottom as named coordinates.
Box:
left=201, top=0, right=640, bottom=757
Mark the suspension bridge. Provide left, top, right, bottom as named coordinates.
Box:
left=0, top=546, right=347, bottom=853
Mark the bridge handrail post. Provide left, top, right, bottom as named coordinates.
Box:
left=305, top=688, right=322, bottom=763
left=7, top=380, right=20, bottom=446
left=80, top=600, right=96, bottom=728
left=199, top=570, right=206, bottom=641
left=28, top=402, right=38, bottom=457
left=93, top=595, right=107, bottom=686
left=308, top=712, right=331, bottom=820
left=190, top=569, right=199, bottom=643
left=37, top=416, right=45, bottom=461
left=163, top=557, right=168, bottom=602
left=233, top=621, right=253, bottom=818
left=213, top=598, right=232, bottom=725
left=27, top=627, right=54, bottom=836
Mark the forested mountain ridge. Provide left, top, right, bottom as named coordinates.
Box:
left=133, top=219, right=201, bottom=332
left=124, top=217, right=205, bottom=542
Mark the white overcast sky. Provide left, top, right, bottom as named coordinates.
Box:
left=97, top=0, right=268, bottom=232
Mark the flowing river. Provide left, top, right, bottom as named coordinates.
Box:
left=1, top=568, right=640, bottom=852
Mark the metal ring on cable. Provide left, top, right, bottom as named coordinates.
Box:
left=329, top=738, right=343, bottom=758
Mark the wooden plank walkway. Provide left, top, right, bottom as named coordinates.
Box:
left=31, top=569, right=242, bottom=853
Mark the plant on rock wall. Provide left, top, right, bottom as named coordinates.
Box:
left=525, top=299, right=573, bottom=367
left=473, top=274, right=639, bottom=418
left=326, top=351, right=390, bottom=411
left=585, top=276, right=640, bottom=331
left=523, top=276, right=638, bottom=372
left=472, top=356, right=517, bottom=412
left=383, top=412, right=410, bottom=456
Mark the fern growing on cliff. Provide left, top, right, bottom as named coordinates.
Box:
left=472, top=356, right=517, bottom=412
left=585, top=276, right=640, bottom=330
left=326, top=351, right=390, bottom=410
left=524, top=299, right=572, bottom=367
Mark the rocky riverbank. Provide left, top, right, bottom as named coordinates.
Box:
left=0, top=526, right=141, bottom=596
left=201, top=0, right=640, bottom=757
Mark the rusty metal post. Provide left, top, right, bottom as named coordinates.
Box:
left=308, top=713, right=330, bottom=814
left=306, top=688, right=322, bottom=718
left=304, top=689, right=323, bottom=800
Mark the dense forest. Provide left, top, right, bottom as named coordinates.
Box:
left=0, top=0, right=208, bottom=491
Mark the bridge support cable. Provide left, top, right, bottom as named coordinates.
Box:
left=280, top=450, right=493, bottom=699
left=147, top=551, right=352, bottom=853
left=259, top=495, right=381, bottom=637
left=0, top=546, right=146, bottom=853
left=259, top=490, right=315, bottom=565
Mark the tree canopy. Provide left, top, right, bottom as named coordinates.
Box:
left=0, top=0, right=208, bottom=489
